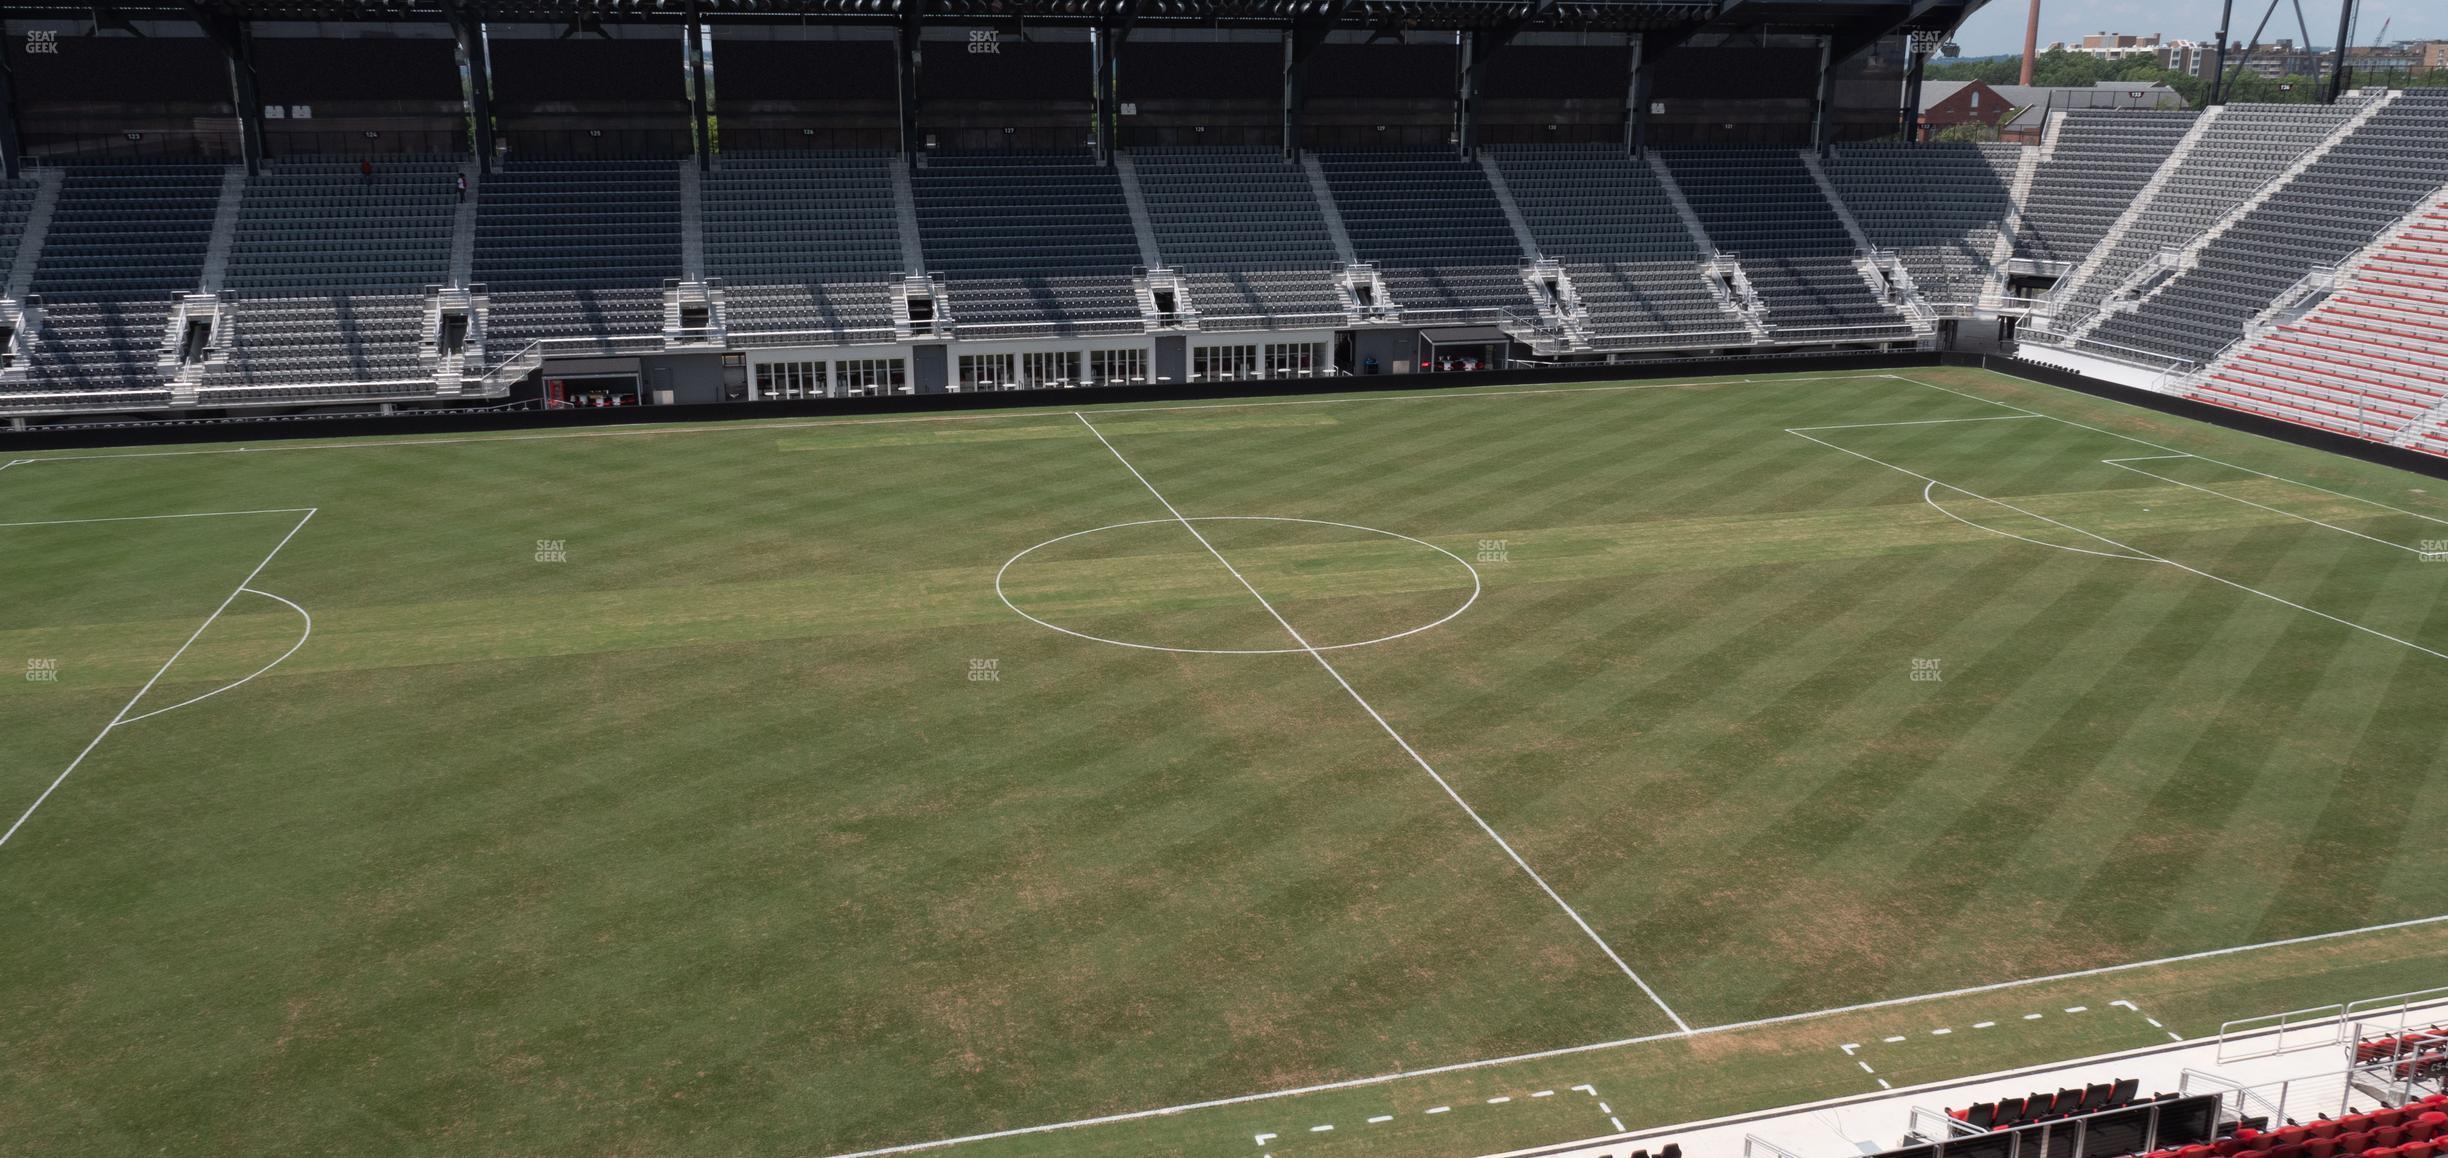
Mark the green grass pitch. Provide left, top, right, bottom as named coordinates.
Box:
left=2, top=367, right=2444, bottom=1156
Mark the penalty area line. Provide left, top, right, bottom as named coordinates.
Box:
left=1069, top=410, right=1693, bottom=1037
left=1888, top=375, right=2448, bottom=529
left=0, top=506, right=319, bottom=529
left=2099, top=459, right=2431, bottom=555
left=0, top=508, right=318, bottom=851
left=1786, top=427, right=2448, bottom=664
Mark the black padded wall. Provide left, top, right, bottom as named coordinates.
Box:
left=716, top=39, right=896, bottom=101
left=1309, top=44, right=1458, bottom=99
left=923, top=40, right=1091, bottom=102
left=491, top=37, right=686, bottom=104
left=1484, top=45, right=1628, bottom=100
left=14, top=35, right=227, bottom=103
left=1122, top=43, right=1280, bottom=101
left=256, top=38, right=461, bottom=102
left=1651, top=46, right=1820, bottom=100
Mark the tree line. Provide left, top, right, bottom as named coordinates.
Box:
left=1927, top=45, right=2448, bottom=108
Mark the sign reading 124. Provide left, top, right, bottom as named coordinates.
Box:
left=26, top=30, right=61, bottom=54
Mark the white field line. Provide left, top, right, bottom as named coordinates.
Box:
left=2100, top=458, right=2429, bottom=554
left=15, top=368, right=2419, bottom=1147
left=1071, top=411, right=1692, bottom=1034
left=117, top=588, right=312, bottom=725
left=0, top=506, right=317, bottom=529
left=821, top=375, right=2448, bottom=1158
left=0, top=508, right=317, bottom=850
left=1787, top=428, right=2448, bottom=663
left=994, top=516, right=1481, bottom=655
left=2, top=373, right=1895, bottom=467
left=1919, top=480, right=2157, bottom=562
left=820, top=910, right=2448, bottom=1158
left=1888, top=375, right=2448, bottom=528
left=1787, top=415, right=2043, bottom=432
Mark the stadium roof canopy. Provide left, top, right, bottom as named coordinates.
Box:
left=7, top=0, right=1989, bottom=36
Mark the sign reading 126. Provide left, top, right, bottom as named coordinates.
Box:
left=26, top=30, right=60, bottom=54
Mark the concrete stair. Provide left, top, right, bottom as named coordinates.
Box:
left=1111, top=152, right=1166, bottom=269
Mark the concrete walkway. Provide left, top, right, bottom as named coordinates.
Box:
left=1488, top=999, right=2448, bottom=1158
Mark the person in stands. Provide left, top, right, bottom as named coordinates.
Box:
left=359, top=158, right=374, bottom=183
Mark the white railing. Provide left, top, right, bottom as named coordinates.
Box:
left=948, top=316, right=1150, bottom=341
left=2040, top=330, right=2202, bottom=374
left=1759, top=320, right=1924, bottom=347
left=1906, top=1105, right=1991, bottom=1141
left=2209, top=984, right=2448, bottom=1066
left=1743, top=1134, right=1812, bottom=1158
left=726, top=324, right=902, bottom=349
left=469, top=332, right=666, bottom=395
left=0, top=387, right=177, bottom=415
left=1189, top=309, right=1350, bottom=333
left=2344, top=986, right=2448, bottom=1036
left=2217, top=1004, right=2353, bottom=1063
left=2180, top=1066, right=2356, bottom=1127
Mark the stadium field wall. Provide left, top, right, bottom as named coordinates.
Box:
left=9, top=352, right=2448, bottom=485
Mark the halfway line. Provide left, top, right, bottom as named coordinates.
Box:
left=1070, top=411, right=1693, bottom=1035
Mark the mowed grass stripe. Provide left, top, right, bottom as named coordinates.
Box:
left=2032, top=523, right=2420, bottom=948
left=1597, top=544, right=2126, bottom=895
left=8, top=368, right=2448, bottom=1158
left=1611, top=548, right=2132, bottom=1014
left=1333, top=551, right=1949, bottom=1006
left=2240, top=528, right=2448, bottom=932
left=2365, top=582, right=2448, bottom=907
left=1909, top=523, right=2389, bottom=954
left=2007, top=541, right=2350, bottom=944
left=2114, top=542, right=2387, bottom=940
left=1785, top=556, right=2308, bottom=1009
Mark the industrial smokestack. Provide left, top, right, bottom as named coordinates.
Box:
left=2021, top=0, right=2042, bottom=85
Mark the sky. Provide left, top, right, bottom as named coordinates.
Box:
left=1949, top=0, right=2447, bottom=58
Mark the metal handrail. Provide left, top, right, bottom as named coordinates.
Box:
left=1187, top=309, right=1352, bottom=331
left=2033, top=330, right=2202, bottom=372
left=726, top=324, right=905, bottom=348
left=948, top=317, right=1148, bottom=340
left=469, top=332, right=667, bottom=393
left=2217, top=1004, right=2348, bottom=1062
left=1758, top=321, right=1925, bottom=345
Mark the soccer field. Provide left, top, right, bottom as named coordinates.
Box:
left=3, top=367, right=2445, bottom=1157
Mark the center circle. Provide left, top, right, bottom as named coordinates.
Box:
left=994, top=516, right=1481, bottom=655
